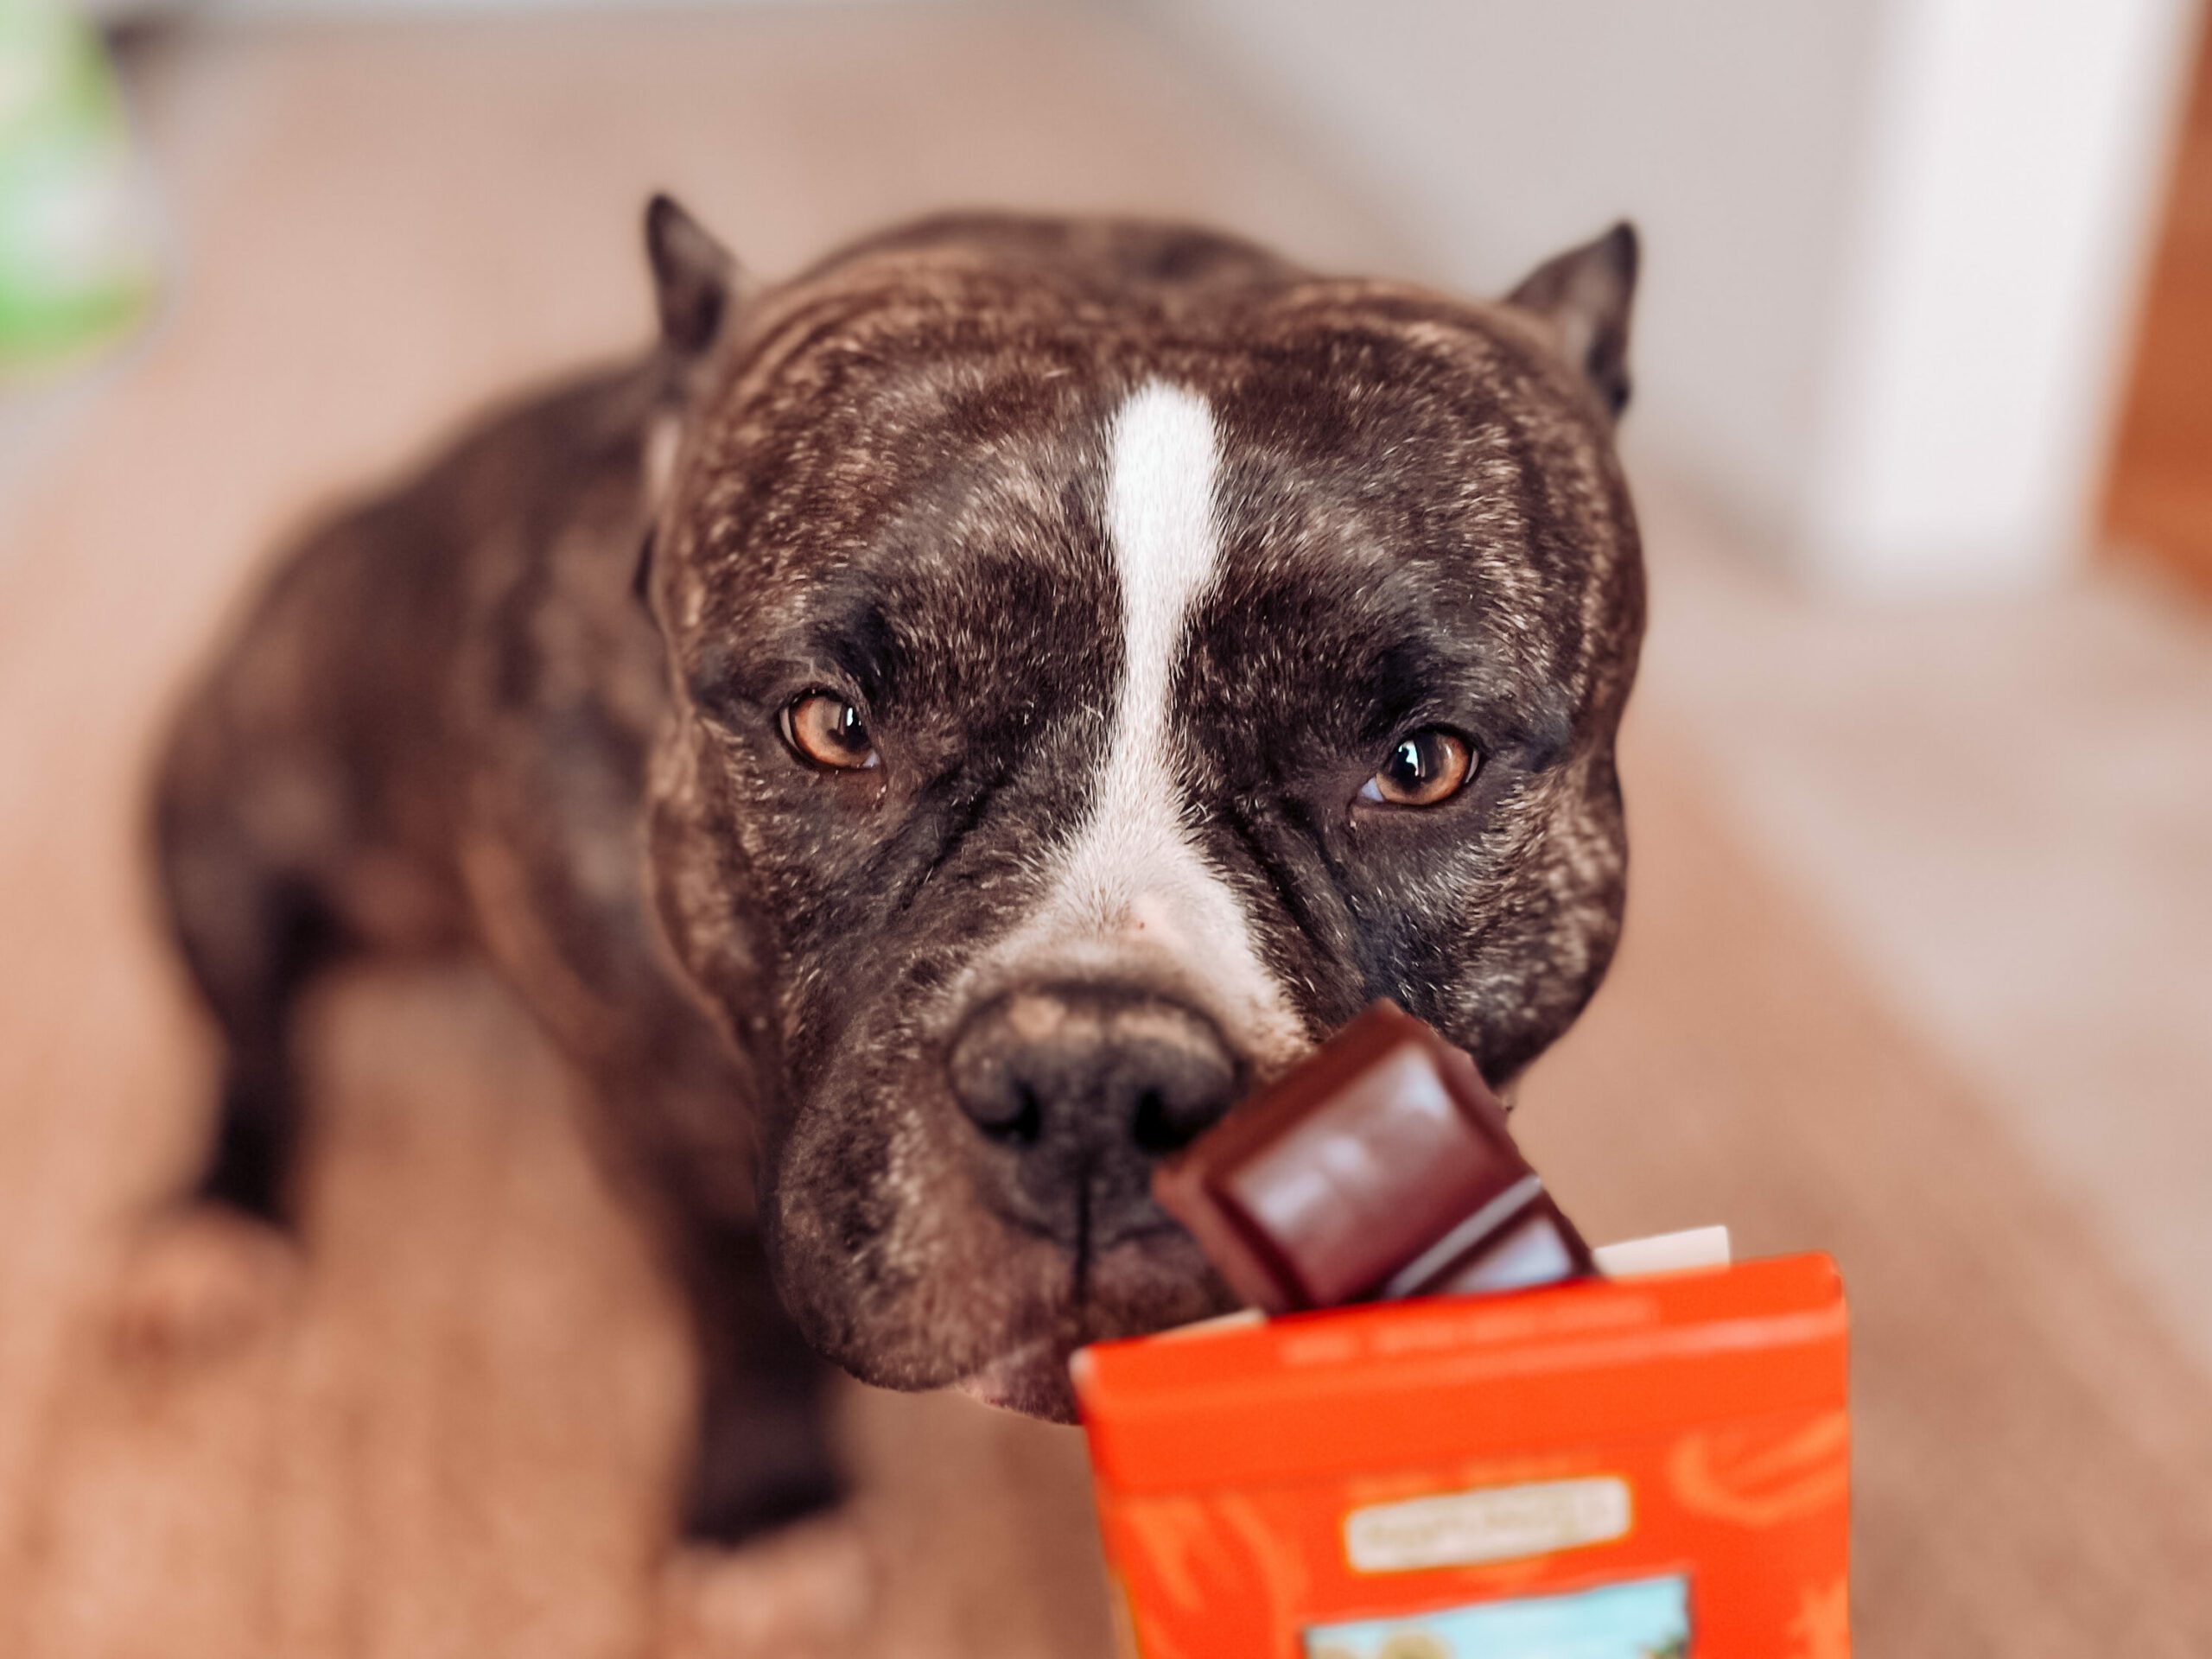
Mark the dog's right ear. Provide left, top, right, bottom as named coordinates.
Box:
left=639, top=195, right=740, bottom=531
left=645, top=194, right=739, bottom=359
left=1505, top=222, right=1638, bottom=420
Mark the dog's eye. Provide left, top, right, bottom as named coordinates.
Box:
left=1360, top=727, right=1475, bottom=808
left=780, top=691, right=879, bottom=771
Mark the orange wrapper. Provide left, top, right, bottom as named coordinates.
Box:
left=1072, top=1254, right=1849, bottom=1658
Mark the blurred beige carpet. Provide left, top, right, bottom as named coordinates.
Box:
left=2, top=10, right=2209, bottom=1656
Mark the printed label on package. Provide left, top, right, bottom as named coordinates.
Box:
left=1303, top=1573, right=1691, bottom=1659
left=1344, top=1475, right=1632, bottom=1573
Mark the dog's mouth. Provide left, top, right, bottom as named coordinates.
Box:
left=773, top=1004, right=1258, bottom=1417
left=956, top=1336, right=1084, bottom=1421
left=946, top=1224, right=1234, bottom=1423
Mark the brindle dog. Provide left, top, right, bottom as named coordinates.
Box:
left=149, top=201, right=1643, bottom=1546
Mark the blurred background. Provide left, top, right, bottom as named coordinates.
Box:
left=3, top=1, right=2209, bottom=1654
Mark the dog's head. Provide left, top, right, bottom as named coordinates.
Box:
left=636, top=203, right=1643, bottom=1418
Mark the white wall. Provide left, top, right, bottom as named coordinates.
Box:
left=1137, top=0, right=2202, bottom=594
left=1806, top=0, right=2200, bottom=591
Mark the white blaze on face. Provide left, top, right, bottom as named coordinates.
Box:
left=976, top=380, right=1306, bottom=1068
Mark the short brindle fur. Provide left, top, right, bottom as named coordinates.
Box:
left=151, top=202, right=1643, bottom=1543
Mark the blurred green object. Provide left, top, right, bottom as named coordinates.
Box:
left=0, top=0, right=156, bottom=379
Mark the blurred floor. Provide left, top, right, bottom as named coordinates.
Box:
left=1640, top=487, right=2212, bottom=1375
left=1, top=6, right=2209, bottom=1656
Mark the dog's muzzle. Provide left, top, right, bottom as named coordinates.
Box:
left=945, top=982, right=1240, bottom=1266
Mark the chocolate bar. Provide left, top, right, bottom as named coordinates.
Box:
left=1153, top=1001, right=1593, bottom=1312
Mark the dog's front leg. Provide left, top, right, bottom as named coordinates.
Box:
left=668, top=1216, right=847, bottom=1545
left=652, top=1216, right=884, bottom=1650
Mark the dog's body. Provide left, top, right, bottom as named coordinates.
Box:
left=151, top=208, right=1643, bottom=1545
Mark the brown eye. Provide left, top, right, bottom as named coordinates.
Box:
left=1360, top=728, right=1474, bottom=807
left=780, top=691, right=879, bottom=771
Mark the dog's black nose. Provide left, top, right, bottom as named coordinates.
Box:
left=949, top=986, right=1239, bottom=1244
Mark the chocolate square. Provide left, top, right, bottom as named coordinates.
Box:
left=1154, top=1002, right=1592, bottom=1312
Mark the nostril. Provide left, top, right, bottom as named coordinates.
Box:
left=955, top=1063, right=1046, bottom=1145
left=1120, top=1025, right=1239, bottom=1157
left=1130, top=1088, right=1188, bottom=1156
left=997, top=1084, right=1043, bottom=1147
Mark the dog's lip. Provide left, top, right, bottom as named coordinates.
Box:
left=982, top=1204, right=1189, bottom=1261
left=955, top=1335, right=1080, bottom=1422
left=949, top=1235, right=1222, bottom=1422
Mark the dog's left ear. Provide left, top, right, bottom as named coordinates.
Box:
left=1505, top=222, right=1638, bottom=419
left=645, top=193, right=740, bottom=359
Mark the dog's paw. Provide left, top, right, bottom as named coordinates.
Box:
left=658, top=1506, right=882, bottom=1657
left=108, top=1205, right=301, bottom=1363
